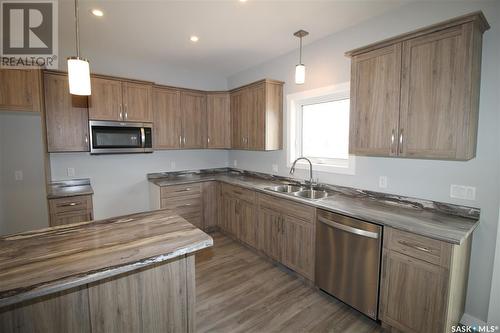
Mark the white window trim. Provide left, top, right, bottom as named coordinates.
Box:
left=286, top=83, right=356, bottom=176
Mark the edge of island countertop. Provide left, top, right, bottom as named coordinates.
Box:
left=148, top=169, right=480, bottom=245
left=0, top=209, right=213, bottom=308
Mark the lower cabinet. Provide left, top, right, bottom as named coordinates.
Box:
left=48, top=195, right=94, bottom=227
left=380, top=227, right=472, bottom=333
left=257, top=194, right=316, bottom=280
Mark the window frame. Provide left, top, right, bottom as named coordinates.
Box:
left=286, top=83, right=355, bottom=175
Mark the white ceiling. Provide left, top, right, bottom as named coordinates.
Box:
left=59, top=1, right=406, bottom=77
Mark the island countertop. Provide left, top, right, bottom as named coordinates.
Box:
left=0, top=209, right=213, bottom=308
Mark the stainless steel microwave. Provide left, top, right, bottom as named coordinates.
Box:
left=89, top=120, right=153, bottom=154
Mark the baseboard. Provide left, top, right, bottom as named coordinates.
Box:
left=460, top=313, right=487, bottom=327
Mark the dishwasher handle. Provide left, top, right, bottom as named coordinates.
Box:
left=318, top=216, right=379, bottom=239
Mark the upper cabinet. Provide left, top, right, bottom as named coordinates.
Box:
left=0, top=68, right=42, bottom=113
left=44, top=72, right=89, bottom=152
left=181, top=91, right=207, bottom=149
left=230, top=79, right=284, bottom=151
left=153, top=86, right=182, bottom=149
left=88, top=76, right=152, bottom=123
left=347, top=12, right=489, bottom=160
left=207, top=92, right=230, bottom=149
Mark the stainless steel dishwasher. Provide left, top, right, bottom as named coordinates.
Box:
left=315, top=209, right=382, bottom=320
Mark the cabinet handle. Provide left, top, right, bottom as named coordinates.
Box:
left=391, top=129, right=395, bottom=153
left=179, top=135, right=182, bottom=146
left=399, top=129, right=404, bottom=154
left=58, top=202, right=78, bottom=207
left=125, top=111, right=128, bottom=120
left=398, top=240, right=432, bottom=253
left=183, top=137, right=186, bottom=144
left=207, top=137, right=210, bottom=144
left=84, top=134, right=88, bottom=144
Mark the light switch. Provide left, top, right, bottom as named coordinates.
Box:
left=67, top=168, right=75, bottom=177
left=14, top=170, right=23, bottom=181
left=378, top=176, right=387, bottom=189
left=450, top=184, right=476, bottom=200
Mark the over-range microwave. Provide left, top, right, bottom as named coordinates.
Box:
left=89, top=120, right=153, bottom=154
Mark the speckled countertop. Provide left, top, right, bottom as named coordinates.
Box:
left=148, top=169, right=480, bottom=245
left=0, top=209, right=213, bottom=308
left=47, top=178, right=94, bottom=199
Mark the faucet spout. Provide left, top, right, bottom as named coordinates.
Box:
left=289, top=157, right=314, bottom=185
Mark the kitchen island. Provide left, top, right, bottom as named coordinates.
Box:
left=0, top=209, right=213, bottom=333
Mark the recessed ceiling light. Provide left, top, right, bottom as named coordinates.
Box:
left=91, top=9, right=104, bottom=17
left=190, top=35, right=199, bottom=43
left=239, top=0, right=247, bottom=2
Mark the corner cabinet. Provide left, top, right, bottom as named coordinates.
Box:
left=0, top=68, right=43, bottom=113
left=230, top=79, right=284, bottom=151
left=347, top=12, right=489, bottom=160
left=206, top=92, right=231, bottom=148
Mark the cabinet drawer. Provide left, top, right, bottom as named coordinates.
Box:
left=386, top=228, right=451, bottom=267
left=49, top=195, right=92, bottom=215
left=160, top=183, right=202, bottom=199
left=258, top=193, right=315, bottom=222
left=51, top=211, right=92, bottom=227
left=221, top=184, right=255, bottom=203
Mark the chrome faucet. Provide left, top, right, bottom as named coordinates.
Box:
left=289, top=157, right=314, bottom=186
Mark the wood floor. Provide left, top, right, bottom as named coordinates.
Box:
left=195, top=232, right=384, bottom=333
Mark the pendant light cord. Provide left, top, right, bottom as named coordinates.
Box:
left=299, top=36, right=302, bottom=65
left=74, top=0, right=80, bottom=57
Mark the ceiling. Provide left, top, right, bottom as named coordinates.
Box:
left=59, top=1, right=406, bottom=78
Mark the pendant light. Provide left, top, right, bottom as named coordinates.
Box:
left=294, top=30, right=309, bottom=85
left=67, top=0, right=91, bottom=96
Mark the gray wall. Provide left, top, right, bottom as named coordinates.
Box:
left=227, top=1, right=500, bottom=324
left=0, top=113, right=49, bottom=235
left=50, top=150, right=229, bottom=219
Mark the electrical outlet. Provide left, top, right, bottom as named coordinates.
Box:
left=67, top=168, right=75, bottom=177
left=14, top=170, right=23, bottom=181
left=233, top=160, right=238, bottom=167
left=378, top=176, right=387, bottom=189
left=450, top=184, right=476, bottom=200
left=272, top=164, right=279, bottom=173
left=170, top=161, right=176, bottom=170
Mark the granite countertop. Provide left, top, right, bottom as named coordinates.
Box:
left=47, top=178, right=94, bottom=199
left=0, top=209, right=213, bottom=308
left=148, top=169, right=480, bottom=245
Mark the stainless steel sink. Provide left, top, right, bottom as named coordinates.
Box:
left=266, top=184, right=305, bottom=193
left=293, top=189, right=330, bottom=200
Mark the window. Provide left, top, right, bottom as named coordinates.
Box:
left=287, top=83, right=355, bottom=175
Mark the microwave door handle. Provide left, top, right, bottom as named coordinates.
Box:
left=140, top=127, right=146, bottom=148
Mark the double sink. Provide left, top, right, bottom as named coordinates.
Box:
left=265, top=184, right=332, bottom=200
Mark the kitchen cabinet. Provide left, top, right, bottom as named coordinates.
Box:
left=220, top=184, right=257, bottom=246
left=181, top=91, right=207, bottom=149
left=347, top=12, right=489, bottom=160
left=380, top=227, right=472, bottom=333
left=257, top=193, right=315, bottom=280
left=153, top=86, right=181, bottom=149
left=44, top=72, right=90, bottom=152
left=159, top=183, right=203, bottom=229
left=221, top=193, right=239, bottom=237
left=89, top=76, right=152, bottom=122
left=48, top=195, right=93, bottom=227
left=230, top=79, right=283, bottom=151
left=206, top=92, right=230, bottom=148
left=203, top=181, right=220, bottom=232
left=0, top=68, right=42, bottom=113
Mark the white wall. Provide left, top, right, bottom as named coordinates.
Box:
left=50, top=150, right=229, bottom=219
left=0, top=112, right=49, bottom=235
left=227, top=1, right=500, bottom=324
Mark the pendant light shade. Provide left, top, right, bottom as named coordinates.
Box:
left=68, top=57, right=91, bottom=95
left=68, top=0, right=91, bottom=96
left=293, top=30, right=309, bottom=85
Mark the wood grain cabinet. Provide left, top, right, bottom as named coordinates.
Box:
left=257, top=194, right=316, bottom=280
left=153, top=86, right=182, bottom=149
left=347, top=12, right=489, bottom=160
left=159, top=183, right=203, bottom=229
left=181, top=91, right=207, bottom=149
left=0, top=68, right=43, bottom=113
left=44, top=72, right=90, bottom=152
left=89, top=76, right=152, bottom=122
left=206, top=92, right=230, bottom=148
left=230, top=79, right=284, bottom=151
left=202, top=181, right=220, bottom=232
left=380, top=228, right=472, bottom=333
left=48, top=195, right=93, bottom=227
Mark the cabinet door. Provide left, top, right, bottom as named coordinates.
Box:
left=153, top=87, right=181, bottom=149
left=203, top=181, right=220, bottom=230
left=88, top=77, right=123, bottom=121
left=122, top=82, right=152, bottom=122
left=44, top=73, right=89, bottom=152
left=258, top=207, right=282, bottom=261
left=381, top=251, right=447, bottom=333
left=0, top=68, right=42, bottom=112
left=230, top=90, right=247, bottom=149
left=51, top=212, right=93, bottom=227
left=399, top=25, right=469, bottom=159
left=206, top=93, right=230, bottom=148
left=247, top=84, right=266, bottom=150
left=281, top=215, right=315, bottom=280
left=349, top=44, right=401, bottom=156
left=239, top=200, right=257, bottom=249
left=221, top=194, right=239, bottom=238
left=181, top=91, right=206, bottom=149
